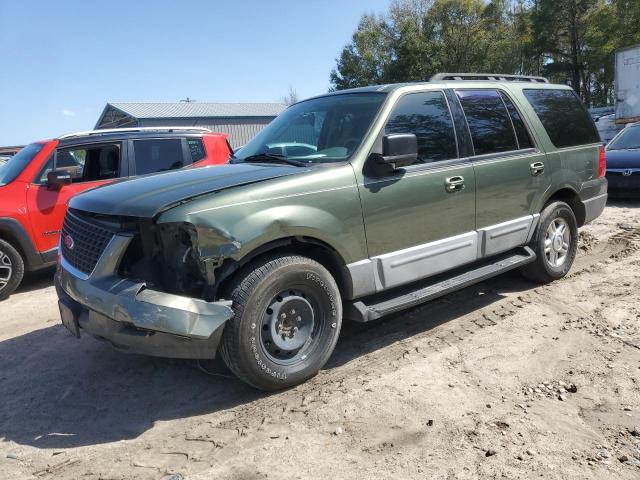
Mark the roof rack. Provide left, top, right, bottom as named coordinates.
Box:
left=430, top=73, right=549, bottom=83
left=58, top=126, right=213, bottom=139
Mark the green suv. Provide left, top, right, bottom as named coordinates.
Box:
left=56, top=74, right=607, bottom=390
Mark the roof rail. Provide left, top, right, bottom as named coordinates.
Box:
left=430, top=73, right=549, bottom=83
left=58, top=126, right=213, bottom=139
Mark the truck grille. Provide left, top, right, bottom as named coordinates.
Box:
left=61, top=210, right=116, bottom=275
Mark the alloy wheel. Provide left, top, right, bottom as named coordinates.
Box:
left=0, top=249, right=13, bottom=292
left=544, top=218, right=571, bottom=268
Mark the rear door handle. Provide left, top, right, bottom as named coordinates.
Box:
left=530, top=162, right=545, bottom=176
left=445, top=176, right=465, bottom=192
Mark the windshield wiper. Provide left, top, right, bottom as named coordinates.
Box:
left=241, top=153, right=308, bottom=167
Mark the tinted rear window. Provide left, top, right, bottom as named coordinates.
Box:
left=456, top=89, right=518, bottom=156
left=133, top=139, right=185, bottom=175
left=523, top=89, right=600, bottom=148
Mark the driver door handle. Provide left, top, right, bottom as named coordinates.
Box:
left=445, top=176, right=465, bottom=193
left=530, top=161, right=545, bottom=176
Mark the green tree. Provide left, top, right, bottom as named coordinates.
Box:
left=330, top=0, right=640, bottom=107
left=330, top=0, right=531, bottom=89
left=330, top=14, right=393, bottom=90
left=529, top=0, right=598, bottom=102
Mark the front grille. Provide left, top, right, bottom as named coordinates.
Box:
left=61, top=210, right=116, bottom=275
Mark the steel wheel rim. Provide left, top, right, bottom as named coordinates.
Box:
left=544, top=218, right=570, bottom=268
left=0, top=250, right=13, bottom=291
left=259, top=289, right=320, bottom=366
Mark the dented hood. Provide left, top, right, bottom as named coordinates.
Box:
left=68, top=163, right=307, bottom=218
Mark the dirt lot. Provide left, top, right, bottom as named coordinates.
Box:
left=1, top=201, right=639, bottom=480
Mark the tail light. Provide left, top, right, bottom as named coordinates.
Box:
left=598, top=146, right=606, bottom=178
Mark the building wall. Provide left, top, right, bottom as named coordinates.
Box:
left=139, top=117, right=274, bottom=148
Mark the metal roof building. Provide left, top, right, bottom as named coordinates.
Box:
left=0, top=145, right=23, bottom=156
left=95, top=102, right=287, bottom=148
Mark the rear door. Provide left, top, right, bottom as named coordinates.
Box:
left=521, top=88, right=602, bottom=183
left=454, top=88, right=550, bottom=257
left=25, top=142, right=124, bottom=253
left=358, top=89, right=477, bottom=291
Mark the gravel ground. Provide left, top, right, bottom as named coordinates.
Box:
left=1, top=200, right=639, bottom=480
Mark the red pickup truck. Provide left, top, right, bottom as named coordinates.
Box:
left=0, top=127, right=231, bottom=299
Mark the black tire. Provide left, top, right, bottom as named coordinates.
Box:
left=0, top=238, right=25, bottom=301
left=520, top=201, right=578, bottom=284
left=219, top=255, right=342, bottom=391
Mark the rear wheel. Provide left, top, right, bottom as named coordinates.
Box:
left=520, top=201, right=578, bottom=283
left=0, top=239, right=25, bottom=301
left=219, top=255, right=342, bottom=390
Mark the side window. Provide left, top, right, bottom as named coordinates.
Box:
left=133, top=139, right=184, bottom=175
left=37, top=144, right=120, bottom=184
left=385, top=91, right=458, bottom=163
left=187, top=138, right=206, bottom=162
left=499, top=92, right=534, bottom=149
left=523, top=89, right=600, bottom=148
left=456, top=89, right=518, bottom=156
left=56, top=148, right=86, bottom=181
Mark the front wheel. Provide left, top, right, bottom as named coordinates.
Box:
left=219, top=255, right=342, bottom=390
left=0, top=239, right=25, bottom=301
left=520, top=201, right=578, bottom=283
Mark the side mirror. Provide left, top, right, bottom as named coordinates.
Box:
left=47, top=170, right=72, bottom=190
left=378, top=133, right=418, bottom=169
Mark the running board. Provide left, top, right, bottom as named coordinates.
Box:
left=345, top=247, right=536, bottom=322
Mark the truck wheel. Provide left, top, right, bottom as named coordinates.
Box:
left=520, top=201, right=578, bottom=284
left=219, top=255, right=342, bottom=391
left=0, top=239, right=25, bottom=301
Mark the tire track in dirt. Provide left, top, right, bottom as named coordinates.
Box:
left=195, top=224, right=640, bottom=440
left=4, top=212, right=640, bottom=480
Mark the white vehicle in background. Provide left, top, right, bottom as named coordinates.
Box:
left=594, top=113, right=623, bottom=144
left=0, top=156, right=10, bottom=166
left=616, top=43, right=640, bottom=125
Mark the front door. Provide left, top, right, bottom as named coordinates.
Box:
left=26, top=142, right=123, bottom=253
left=454, top=88, right=551, bottom=257
left=358, top=90, right=477, bottom=291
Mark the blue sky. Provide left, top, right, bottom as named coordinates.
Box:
left=0, top=0, right=391, bottom=145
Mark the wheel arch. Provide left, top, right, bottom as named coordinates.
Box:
left=215, top=235, right=355, bottom=301
left=540, top=187, right=586, bottom=227
left=0, top=218, right=42, bottom=270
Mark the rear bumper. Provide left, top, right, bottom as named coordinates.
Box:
left=55, top=233, right=234, bottom=359
left=582, top=193, right=607, bottom=224
left=579, top=178, right=608, bottom=225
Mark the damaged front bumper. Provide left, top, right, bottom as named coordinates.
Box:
left=55, top=234, right=235, bottom=359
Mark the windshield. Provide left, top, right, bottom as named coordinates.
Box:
left=234, top=92, right=386, bottom=164
left=607, top=125, right=640, bottom=151
left=0, top=143, right=45, bottom=186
